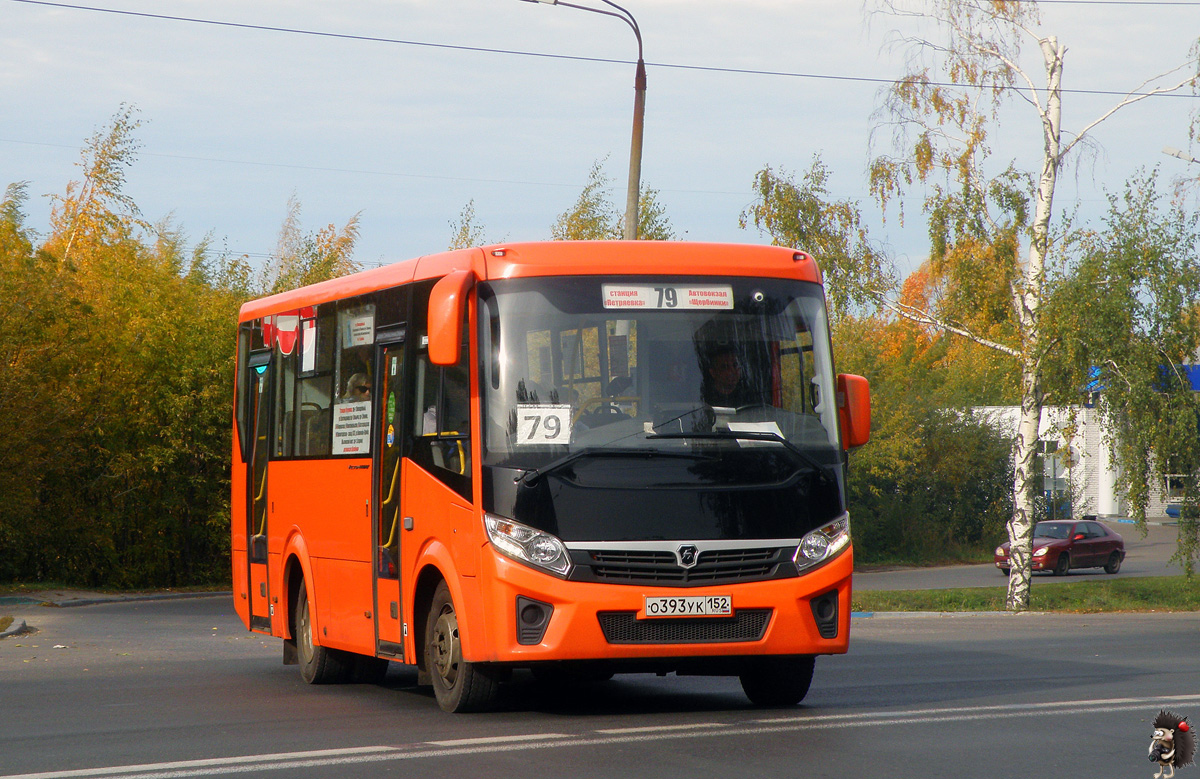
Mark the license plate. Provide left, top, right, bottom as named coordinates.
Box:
left=643, top=595, right=732, bottom=618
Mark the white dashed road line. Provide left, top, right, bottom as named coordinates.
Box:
left=8, top=694, right=1200, bottom=779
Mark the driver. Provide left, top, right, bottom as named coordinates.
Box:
left=704, top=346, right=750, bottom=407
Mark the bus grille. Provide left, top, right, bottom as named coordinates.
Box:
left=597, top=609, right=771, bottom=644
left=577, top=547, right=788, bottom=586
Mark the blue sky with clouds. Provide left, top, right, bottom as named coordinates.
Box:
left=2, top=0, right=1198, bottom=276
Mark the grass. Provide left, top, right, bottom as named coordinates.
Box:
left=0, top=616, right=12, bottom=633
left=0, top=582, right=227, bottom=597
left=853, top=575, right=1200, bottom=613
left=856, top=549, right=997, bottom=570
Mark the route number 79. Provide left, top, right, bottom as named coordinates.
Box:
left=515, top=404, right=572, bottom=446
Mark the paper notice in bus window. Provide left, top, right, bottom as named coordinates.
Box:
left=350, top=315, right=374, bottom=346
left=726, top=421, right=784, bottom=447
left=515, top=404, right=572, bottom=446
left=602, top=284, right=733, bottom=310
left=333, top=401, right=372, bottom=455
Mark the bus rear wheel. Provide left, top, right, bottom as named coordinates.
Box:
left=296, top=582, right=350, bottom=684
left=425, top=581, right=499, bottom=712
left=739, top=656, right=815, bottom=707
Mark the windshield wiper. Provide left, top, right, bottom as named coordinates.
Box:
left=516, top=447, right=701, bottom=487
left=645, top=430, right=835, bottom=482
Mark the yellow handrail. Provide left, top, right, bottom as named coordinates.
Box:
left=382, top=458, right=400, bottom=506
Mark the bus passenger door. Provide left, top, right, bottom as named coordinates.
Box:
left=246, top=352, right=273, bottom=633
left=373, top=336, right=406, bottom=658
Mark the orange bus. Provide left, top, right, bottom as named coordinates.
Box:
left=232, top=241, right=870, bottom=712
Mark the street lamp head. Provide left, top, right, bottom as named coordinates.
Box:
left=1163, top=146, right=1200, bottom=165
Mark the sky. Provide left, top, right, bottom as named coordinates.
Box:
left=2, top=0, right=1199, bottom=277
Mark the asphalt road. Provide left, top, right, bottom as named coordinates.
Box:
left=3, top=597, right=1198, bottom=779
left=855, top=520, right=1184, bottom=591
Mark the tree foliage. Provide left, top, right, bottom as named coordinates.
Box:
left=868, top=0, right=1199, bottom=608
left=0, top=109, right=360, bottom=587
left=741, top=157, right=893, bottom=322
left=551, top=159, right=674, bottom=241
left=1045, top=170, right=1200, bottom=572
left=260, top=196, right=361, bottom=295
left=740, top=159, right=1014, bottom=562
left=447, top=199, right=489, bottom=250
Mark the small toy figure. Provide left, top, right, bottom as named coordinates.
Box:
left=1150, top=709, right=1195, bottom=779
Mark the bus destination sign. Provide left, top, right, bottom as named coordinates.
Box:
left=602, top=284, right=734, bottom=310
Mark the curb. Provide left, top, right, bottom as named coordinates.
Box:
left=0, top=591, right=230, bottom=609
left=1115, top=519, right=1177, bottom=526
left=852, top=611, right=1048, bottom=619
left=0, top=619, right=29, bottom=639
left=51, top=591, right=232, bottom=608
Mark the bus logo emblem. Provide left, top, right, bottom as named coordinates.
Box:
left=677, top=545, right=699, bottom=568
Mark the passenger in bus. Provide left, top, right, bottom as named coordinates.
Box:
left=345, top=373, right=370, bottom=402
left=703, top=346, right=750, bottom=408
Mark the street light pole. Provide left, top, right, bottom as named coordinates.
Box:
left=520, top=0, right=645, bottom=239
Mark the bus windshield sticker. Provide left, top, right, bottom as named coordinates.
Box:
left=602, top=284, right=734, bottom=310
left=726, top=421, right=785, bottom=447
left=333, top=401, right=372, bottom=455
left=515, top=404, right=572, bottom=446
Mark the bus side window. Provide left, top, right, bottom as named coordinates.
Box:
left=236, top=322, right=252, bottom=463
left=331, top=298, right=376, bottom=457
left=409, top=293, right=471, bottom=499
left=272, top=344, right=297, bottom=457
left=295, top=307, right=335, bottom=456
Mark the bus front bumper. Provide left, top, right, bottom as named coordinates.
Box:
left=471, top=544, right=853, bottom=665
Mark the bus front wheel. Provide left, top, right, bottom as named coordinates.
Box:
left=739, top=656, right=815, bottom=707
left=296, top=582, right=350, bottom=684
left=425, top=581, right=499, bottom=712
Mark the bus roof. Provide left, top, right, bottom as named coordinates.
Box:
left=238, top=241, right=822, bottom=321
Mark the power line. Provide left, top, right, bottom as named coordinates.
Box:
left=8, top=0, right=1199, bottom=101
left=0, top=136, right=754, bottom=196
left=1031, top=0, right=1200, bottom=4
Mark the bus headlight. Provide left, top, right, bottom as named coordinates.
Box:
left=794, top=514, right=851, bottom=573
left=485, top=514, right=572, bottom=578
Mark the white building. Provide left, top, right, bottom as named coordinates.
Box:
left=970, top=404, right=1177, bottom=521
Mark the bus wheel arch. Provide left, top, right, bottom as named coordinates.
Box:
left=283, top=554, right=305, bottom=642
left=412, top=564, right=448, bottom=677
left=293, top=572, right=351, bottom=684
left=424, top=579, right=500, bottom=712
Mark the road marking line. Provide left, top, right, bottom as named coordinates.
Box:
left=425, top=733, right=569, bottom=747
left=7, top=693, right=1199, bottom=779
left=596, top=722, right=725, bottom=734
left=0, top=747, right=400, bottom=779
left=751, top=692, right=1200, bottom=725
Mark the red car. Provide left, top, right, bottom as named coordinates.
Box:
left=994, top=519, right=1125, bottom=576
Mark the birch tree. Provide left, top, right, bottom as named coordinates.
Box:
left=868, top=0, right=1199, bottom=609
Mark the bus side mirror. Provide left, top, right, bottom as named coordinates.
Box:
left=428, top=270, right=475, bottom=366
left=837, top=373, right=870, bottom=449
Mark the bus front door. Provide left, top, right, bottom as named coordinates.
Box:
left=246, top=353, right=273, bottom=633
left=373, top=338, right=406, bottom=658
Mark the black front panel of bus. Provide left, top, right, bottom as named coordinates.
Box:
left=482, top=453, right=843, bottom=543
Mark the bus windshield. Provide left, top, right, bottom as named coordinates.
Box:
left=479, top=275, right=840, bottom=472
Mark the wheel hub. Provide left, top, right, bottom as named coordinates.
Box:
left=431, top=608, right=461, bottom=685
left=298, top=603, right=314, bottom=663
